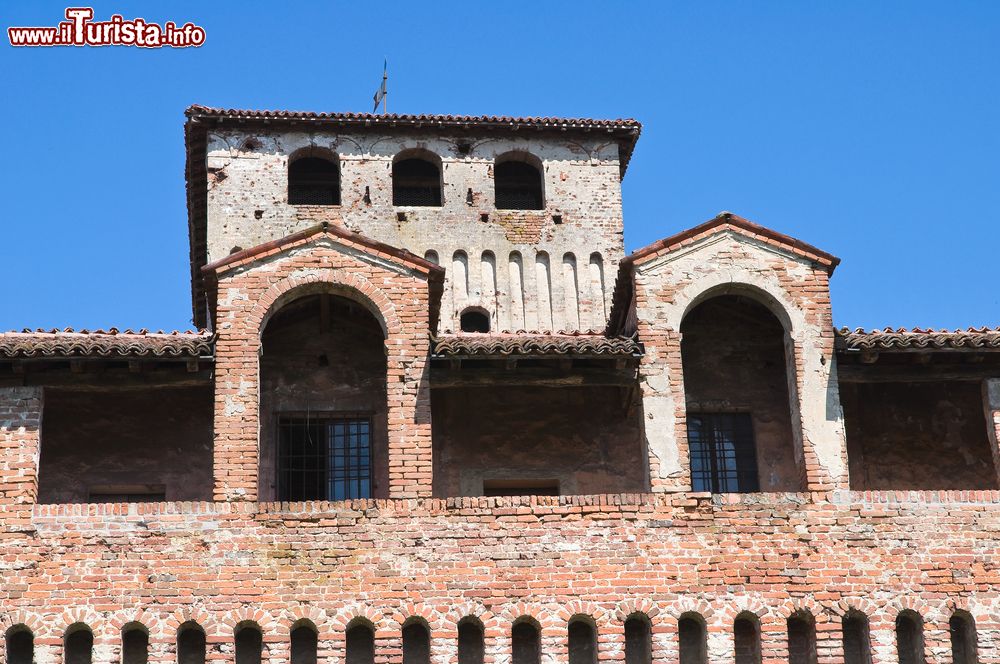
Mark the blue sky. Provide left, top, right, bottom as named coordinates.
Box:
left=2, top=2, right=997, bottom=331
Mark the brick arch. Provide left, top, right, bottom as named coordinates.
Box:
left=0, top=611, right=46, bottom=639
left=774, top=598, right=826, bottom=623
left=108, top=609, right=160, bottom=639
left=665, top=598, right=715, bottom=623
left=668, top=269, right=801, bottom=336
left=279, top=607, right=329, bottom=638
left=717, top=597, right=770, bottom=624
left=614, top=599, right=661, bottom=625
left=828, top=598, right=879, bottom=620
left=220, top=608, right=276, bottom=635
left=391, top=604, right=444, bottom=633
left=443, top=604, right=500, bottom=634
left=559, top=601, right=610, bottom=630
left=56, top=608, right=103, bottom=638
left=330, top=607, right=386, bottom=633
left=164, top=607, right=220, bottom=638
left=250, top=270, right=403, bottom=341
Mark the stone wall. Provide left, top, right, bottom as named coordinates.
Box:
left=1, top=492, right=999, bottom=664
left=204, top=131, right=624, bottom=333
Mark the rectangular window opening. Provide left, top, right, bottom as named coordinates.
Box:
left=687, top=412, right=759, bottom=493
left=277, top=415, right=372, bottom=501
left=483, top=479, right=559, bottom=497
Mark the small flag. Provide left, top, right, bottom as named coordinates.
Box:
left=372, top=59, right=387, bottom=113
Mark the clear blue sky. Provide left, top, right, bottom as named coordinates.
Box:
left=2, top=2, right=997, bottom=331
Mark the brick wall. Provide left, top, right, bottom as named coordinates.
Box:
left=1, top=492, right=999, bottom=664
left=0, top=386, right=42, bottom=515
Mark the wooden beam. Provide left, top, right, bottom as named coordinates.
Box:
left=837, top=363, right=1000, bottom=383
left=431, top=367, right=636, bottom=389
left=0, top=369, right=213, bottom=390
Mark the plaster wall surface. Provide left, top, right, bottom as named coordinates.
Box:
left=204, top=131, right=624, bottom=333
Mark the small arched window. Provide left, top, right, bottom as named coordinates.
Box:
left=458, top=619, right=484, bottom=664
left=402, top=621, right=430, bottom=664
left=393, top=157, right=441, bottom=206
left=177, top=622, right=206, bottom=664
left=346, top=623, right=375, bottom=664
left=123, top=624, right=149, bottom=664
left=65, top=625, right=94, bottom=664
left=896, top=611, right=925, bottom=664
left=460, top=308, right=491, bottom=333
left=568, top=619, right=597, bottom=664
left=842, top=611, right=872, bottom=664
left=734, top=613, right=761, bottom=664
left=289, top=156, right=341, bottom=205
left=5, top=627, right=33, bottom=664
left=495, top=157, right=543, bottom=210
left=512, top=620, right=540, bottom=664
left=787, top=611, right=817, bottom=664
left=235, top=624, right=263, bottom=664
left=291, top=623, right=319, bottom=664
left=678, top=614, right=707, bottom=664
left=624, top=615, right=651, bottom=664
left=950, top=612, right=978, bottom=664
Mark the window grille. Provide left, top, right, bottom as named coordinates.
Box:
left=495, top=161, right=543, bottom=210
left=687, top=413, right=759, bottom=493
left=393, top=158, right=442, bottom=206
left=288, top=157, right=340, bottom=205
left=277, top=416, right=372, bottom=501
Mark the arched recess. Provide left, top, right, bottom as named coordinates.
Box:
left=259, top=286, right=388, bottom=501
left=733, top=612, right=761, bottom=664
left=5, top=626, right=33, bottom=664
left=623, top=614, right=651, bottom=664
left=567, top=616, right=597, bottom=664
left=896, top=610, right=925, bottom=664
left=235, top=622, right=263, bottom=664
left=680, top=290, right=800, bottom=492
left=290, top=620, right=319, bottom=664
left=512, top=618, right=541, bottom=664
left=787, top=611, right=817, bottom=664
left=842, top=610, right=872, bottom=664
left=288, top=148, right=341, bottom=205
left=401, top=619, right=430, bottom=664
left=457, top=617, right=484, bottom=664
left=345, top=620, right=375, bottom=664
left=678, top=613, right=707, bottom=664
left=177, top=621, right=206, bottom=664
left=64, top=624, right=93, bottom=664
left=393, top=149, right=443, bottom=206
left=122, top=622, right=149, bottom=664
left=494, top=152, right=544, bottom=210
left=950, top=611, right=978, bottom=664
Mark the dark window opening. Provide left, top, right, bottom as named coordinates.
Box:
left=688, top=412, right=759, bottom=493
left=951, top=613, right=978, bottom=664
left=289, top=157, right=340, bottom=205
left=277, top=416, right=372, bottom=501
left=896, top=612, right=924, bottom=664
left=291, top=625, right=318, bottom=664
left=402, top=622, right=430, bottom=664
left=495, top=160, right=543, bottom=210
left=393, top=158, right=441, bottom=206
left=177, top=624, right=206, bottom=664
left=843, top=612, right=872, bottom=664
left=346, top=624, right=375, bottom=664
left=568, top=621, right=596, bottom=664
left=624, top=616, right=651, bottom=664
left=123, top=627, right=149, bottom=664
left=734, top=615, right=761, bottom=664
left=458, top=621, right=484, bottom=664
left=678, top=615, right=706, bottom=664
left=235, top=626, right=263, bottom=664
left=512, top=622, right=540, bottom=664
left=483, top=479, right=559, bottom=497
left=460, top=309, right=491, bottom=333
left=65, top=628, right=93, bottom=664
left=89, top=484, right=166, bottom=503
left=6, top=628, right=33, bottom=664
left=787, top=613, right=817, bottom=664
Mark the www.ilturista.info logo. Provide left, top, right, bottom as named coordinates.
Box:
left=8, top=8, right=205, bottom=48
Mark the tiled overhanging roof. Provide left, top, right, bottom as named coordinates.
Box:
left=431, top=332, right=641, bottom=358
left=0, top=329, right=215, bottom=359
left=836, top=327, right=1000, bottom=352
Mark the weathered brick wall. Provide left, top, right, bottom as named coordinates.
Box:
left=204, top=131, right=624, bottom=333
left=208, top=231, right=435, bottom=501
left=0, top=387, right=42, bottom=515
left=986, top=380, right=1000, bottom=488
left=631, top=223, right=847, bottom=493
left=2, top=492, right=999, bottom=664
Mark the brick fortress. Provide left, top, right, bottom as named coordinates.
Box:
left=2, top=107, right=999, bottom=664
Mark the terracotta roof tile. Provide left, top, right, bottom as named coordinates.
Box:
left=431, top=332, right=640, bottom=357
left=836, top=327, right=1000, bottom=351
left=0, top=329, right=215, bottom=359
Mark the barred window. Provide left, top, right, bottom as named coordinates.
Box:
left=289, top=157, right=340, bottom=205
left=277, top=416, right=372, bottom=501
left=393, top=158, right=441, bottom=206
left=687, top=413, right=759, bottom=493
left=495, top=159, right=543, bottom=210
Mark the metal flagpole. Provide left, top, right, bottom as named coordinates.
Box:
left=382, top=58, right=387, bottom=114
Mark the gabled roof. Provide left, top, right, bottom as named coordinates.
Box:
left=200, top=222, right=445, bottom=332
left=607, top=212, right=840, bottom=336
left=836, top=327, right=1000, bottom=352
left=623, top=212, right=840, bottom=272
left=185, top=105, right=641, bottom=328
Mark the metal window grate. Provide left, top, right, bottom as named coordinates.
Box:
left=687, top=413, right=759, bottom=493
left=277, top=416, right=372, bottom=501
left=495, top=189, right=543, bottom=210
left=393, top=185, right=441, bottom=207
left=289, top=184, right=340, bottom=205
